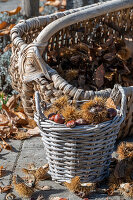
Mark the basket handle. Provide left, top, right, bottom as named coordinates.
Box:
left=35, top=91, right=47, bottom=120
left=110, top=84, right=126, bottom=117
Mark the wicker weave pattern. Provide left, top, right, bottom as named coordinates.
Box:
left=34, top=85, right=125, bottom=183
left=10, top=0, right=133, bottom=138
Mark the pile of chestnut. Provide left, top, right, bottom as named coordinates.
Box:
left=48, top=107, right=117, bottom=128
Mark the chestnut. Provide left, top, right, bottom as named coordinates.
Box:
left=49, top=115, right=56, bottom=121
left=107, top=108, right=117, bottom=119
left=66, top=120, right=76, bottom=128
left=75, top=118, right=88, bottom=125
left=48, top=113, right=56, bottom=119
left=54, top=114, right=65, bottom=124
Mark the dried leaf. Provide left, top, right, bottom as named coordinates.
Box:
left=0, top=24, right=15, bottom=36
left=26, top=118, right=37, bottom=128
left=0, top=138, right=12, bottom=150
left=6, top=94, right=20, bottom=109
left=117, top=48, right=130, bottom=61
left=45, top=0, right=61, bottom=7
left=0, top=185, right=12, bottom=193
left=0, top=114, right=9, bottom=126
left=4, top=43, right=12, bottom=52
left=14, top=127, right=40, bottom=140
left=103, top=53, right=115, bottom=62
left=39, top=6, right=44, bottom=13
left=1, top=6, right=21, bottom=16
left=94, top=64, right=105, bottom=88
left=61, top=0, right=66, bottom=7
left=0, top=21, right=8, bottom=30
left=104, top=71, right=115, bottom=81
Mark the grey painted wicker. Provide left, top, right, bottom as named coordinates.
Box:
left=10, top=0, right=133, bottom=139
left=34, top=84, right=126, bottom=183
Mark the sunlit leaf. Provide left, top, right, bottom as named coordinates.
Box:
left=0, top=21, right=8, bottom=30
left=39, top=6, right=44, bottom=13
left=1, top=6, right=21, bottom=16
left=104, top=71, right=115, bottom=81
left=45, top=0, right=61, bottom=7
left=0, top=24, right=15, bottom=36
left=0, top=185, right=12, bottom=193
left=0, top=114, right=9, bottom=126
left=4, top=43, right=12, bottom=52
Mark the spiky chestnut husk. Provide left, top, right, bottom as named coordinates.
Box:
left=81, top=97, right=108, bottom=124
left=61, top=105, right=81, bottom=123
left=44, top=107, right=58, bottom=118
left=52, top=95, right=69, bottom=111
left=65, top=69, right=79, bottom=82
left=117, top=142, right=133, bottom=160
left=119, top=183, right=133, bottom=198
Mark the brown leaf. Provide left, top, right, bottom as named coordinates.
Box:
left=104, top=71, right=116, bottom=81
left=26, top=118, right=37, bottom=129
left=0, top=185, right=12, bottom=193
left=61, top=0, right=66, bottom=7
left=14, top=127, right=40, bottom=140
left=0, top=21, right=8, bottom=30
left=1, top=6, right=21, bottom=16
left=45, top=0, right=61, bottom=7
left=14, top=112, right=28, bottom=126
left=4, top=43, right=12, bottom=52
left=0, top=114, right=9, bottom=126
left=103, top=53, right=115, bottom=62
left=0, top=24, right=15, bottom=36
left=117, top=48, right=130, bottom=61
left=6, top=94, right=20, bottom=110
left=94, top=64, right=105, bottom=88
left=39, top=6, right=44, bottom=13
left=0, top=138, right=12, bottom=150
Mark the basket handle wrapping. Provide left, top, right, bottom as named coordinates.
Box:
left=35, top=91, right=47, bottom=120
left=35, top=84, right=126, bottom=120
left=110, top=84, right=126, bottom=117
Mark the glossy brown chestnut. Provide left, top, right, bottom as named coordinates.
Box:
left=66, top=120, right=76, bottom=128
left=48, top=113, right=56, bottom=119
left=54, top=114, right=65, bottom=124
left=107, top=108, right=117, bottom=119
left=49, top=115, right=56, bottom=121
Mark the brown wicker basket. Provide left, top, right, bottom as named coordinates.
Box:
left=10, top=0, right=133, bottom=139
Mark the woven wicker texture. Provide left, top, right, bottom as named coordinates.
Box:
left=10, top=0, right=133, bottom=138
left=34, top=84, right=126, bottom=183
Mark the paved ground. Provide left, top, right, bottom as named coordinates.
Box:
left=0, top=0, right=21, bottom=12
left=1, top=134, right=133, bottom=200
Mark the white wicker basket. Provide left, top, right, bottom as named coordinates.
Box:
left=34, top=84, right=126, bottom=183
